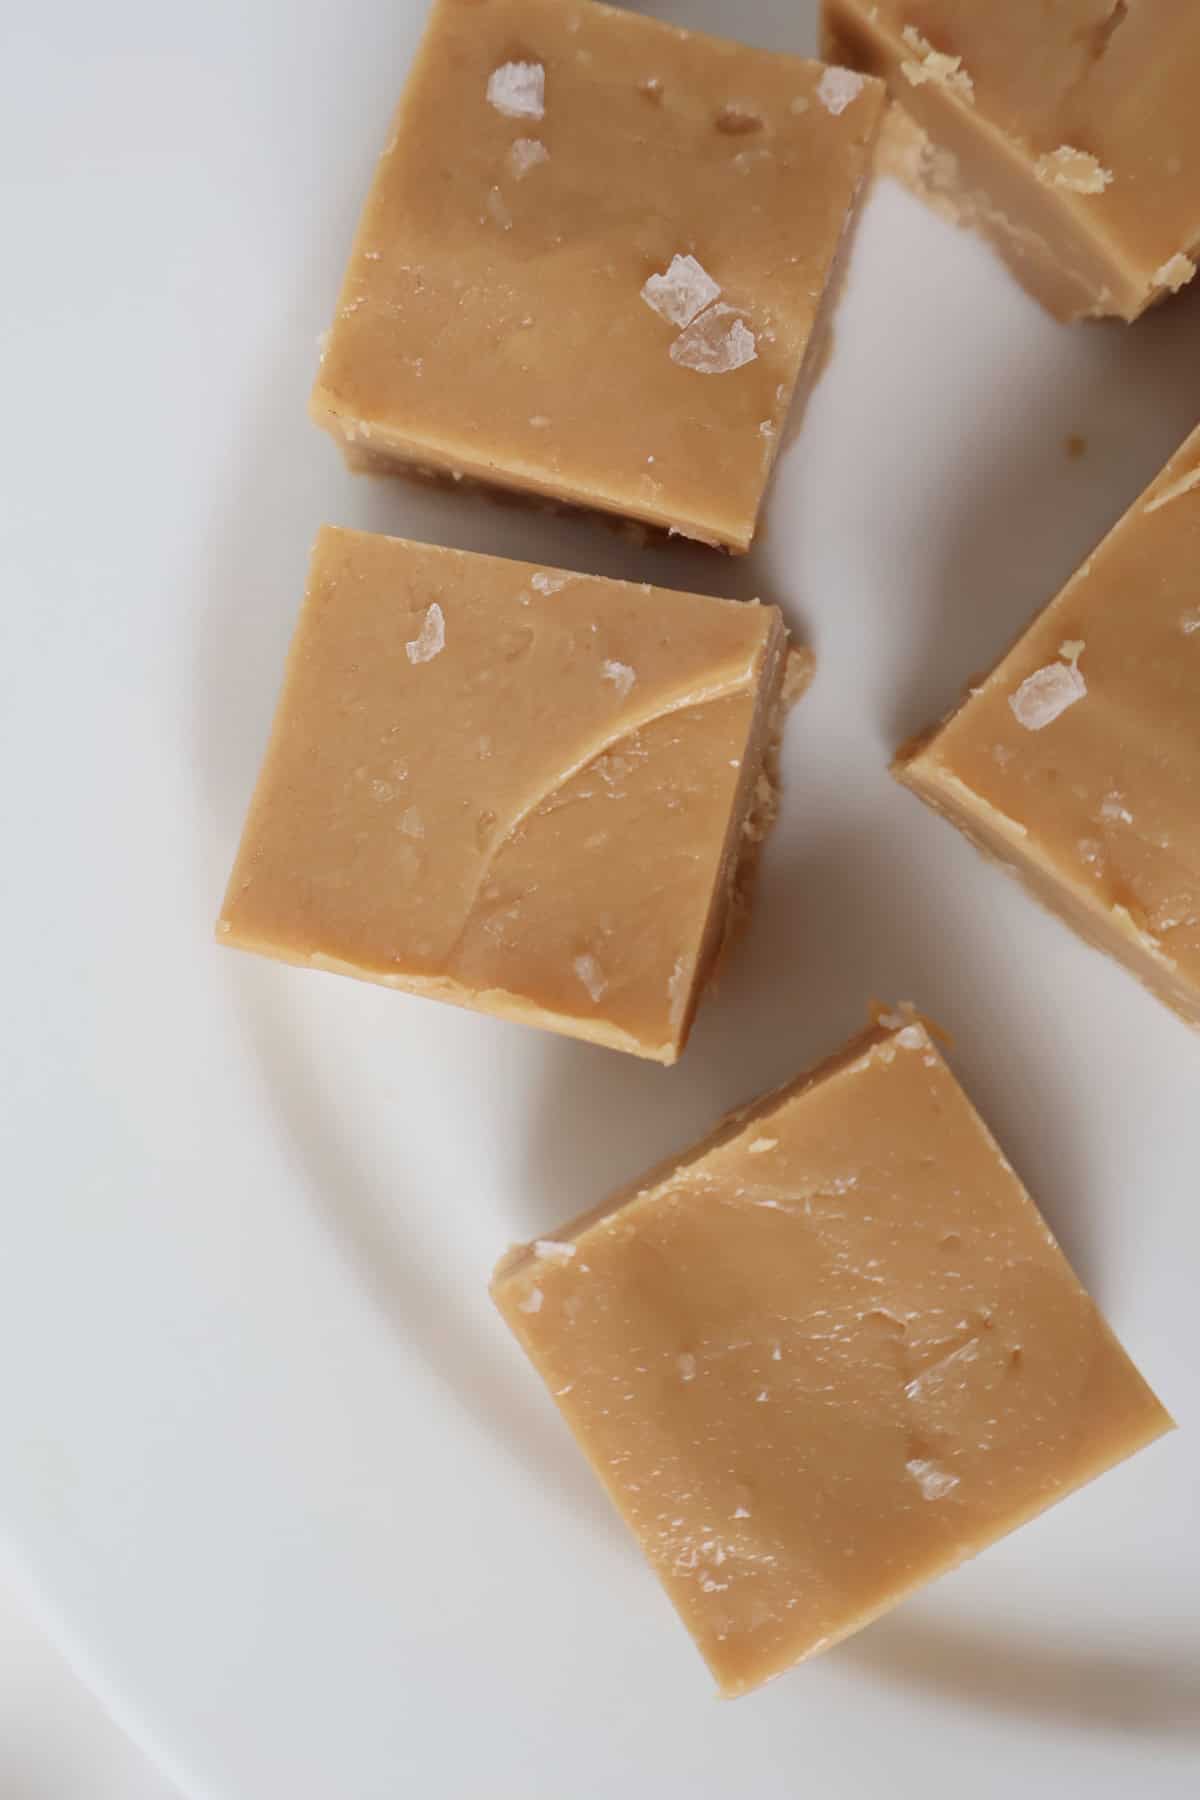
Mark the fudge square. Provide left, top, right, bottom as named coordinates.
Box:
left=896, top=423, right=1200, bottom=1031
left=310, top=0, right=885, bottom=552
left=822, top=1, right=1200, bottom=322
left=217, top=527, right=794, bottom=1063
left=492, top=1014, right=1170, bottom=1696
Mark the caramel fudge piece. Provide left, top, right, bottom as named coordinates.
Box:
left=493, top=1015, right=1170, bottom=1695
left=896, top=423, right=1200, bottom=1030
left=217, top=527, right=796, bottom=1062
left=823, top=1, right=1200, bottom=321
left=310, top=0, right=885, bottom=551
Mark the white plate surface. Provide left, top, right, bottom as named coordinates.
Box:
left=2, top=3, right=1199, bottom=1796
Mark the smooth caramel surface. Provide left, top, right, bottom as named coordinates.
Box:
left=897, top=424, right=1200, bottom=1029
left=218, top=527, right=790, bottom=1062
left=493, top=1018, right=1170, bottom=1695
left=824, top=0, right=1200, bottom=320
left=311, top=0, right=885, bottom=551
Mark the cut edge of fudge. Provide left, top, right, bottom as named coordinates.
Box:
left=492, top=1020, right=914, bottom=1292
left=491, top=1014, right=999, bottom=1298
left=492, top=1011, right=1174, bottom=1694
left=322, top=193, right=873, bottom=554
left=649, top=612, right=797, bottom=1062
left=329, top=440, right=725, bottom=556
left=312, top=401, right=759, bottom=555
left=893, top=431, right=1200, bottom=1032
left=216, top=531, right=803, bottom=1065
left=716, top=643, right=816, bottom=971
left=822, top=2, right=1198, bottom=323
left=312, top=85, right=882, bottom=558
left=893, top=752, right=1200, bottom=1032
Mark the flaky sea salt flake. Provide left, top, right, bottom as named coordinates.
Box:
left=748, top=1137, right=778, bottom=1155
left=485, top=186, right=513, bottom=230
left=507, top=136, right=549, bottom=179
left=817, top=67, right=864, bottom=116
left=1153, top=252, right=1196, bottom=294
left=406, top=602, right=445, bottom=665
left=900, top=28, right=974, bottom=101
left=518, top=1287, right=544, bottom=1315
left=602, top=659, right=636, bottom=699
left=1009, top=658, right=1086, bottom=731
left=573, top=952, right=607, bottom=1003
left=670, top=304, right=757, bottom=374
left=535, top=1239, right=577, bottom=1264
left=531, top=571, right=569, bottom=595
left=905, top=1338, right=980, bottom=1402
left=641, top=253, right=721, bottom=329
left=486, top=61, right=545, bottom=120
left=906, top=1458, right=959, bottom=1501
left=1034, top=147, right=1112, bottom=195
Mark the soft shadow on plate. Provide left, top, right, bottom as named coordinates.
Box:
left=835, top=1611, right=1200, bottom=1739
left=519, top=815, right=1103, bottom=1290
left=518, top=815, right=1186, bottom=1731
left=229, top=967, right=624, bottom=1541
left=888, top=276, right=1200, bottom=749
left=0, top=1754, right=54, bottom=1800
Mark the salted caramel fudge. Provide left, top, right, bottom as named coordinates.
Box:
left=897, top=423, right=1200, bottom=1030
left=823, top=1, right=1200, bottom=321
left=493, top=1015, right=1170, bottom=1694
left=217, top=527, right=797, bottom=1062
left=310, top=0, right=885, bottom=551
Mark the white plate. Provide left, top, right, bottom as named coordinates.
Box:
left=2, top=3, right=1199, bottom=1796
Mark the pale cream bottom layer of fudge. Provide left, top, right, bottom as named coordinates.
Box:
left=493, top=1014, right=1171, bottom=1695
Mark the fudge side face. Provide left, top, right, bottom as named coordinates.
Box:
left=897, top=424, right=1200, bottom=1029
left=218, top=527, right=788, bottom=1062
left=823, top=0, right=1200, bottom=320
left=312, top=0, right=885, bottom=550
left=492, top=1020, right=1171, bottom=1694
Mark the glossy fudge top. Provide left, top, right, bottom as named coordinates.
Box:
left=493, top=1017, right=1171, bottom=1694
left=311, top=0, right=885, bottom=549
left=218, top=526, right=788, bottom=1061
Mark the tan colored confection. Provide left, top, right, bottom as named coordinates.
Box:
left=822, top=1, right=1200, bottom=321
left=310, top=0, right=885, bottom=552
left=217, top=527, right=800, bottom=1063
left=896, top=423, right=1200, bottom=1030
left=492, top=1014, right=1170, bottom=1696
